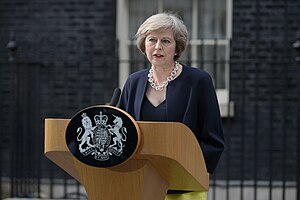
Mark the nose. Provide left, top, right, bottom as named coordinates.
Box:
left=154, top=40, right=162, bottom=50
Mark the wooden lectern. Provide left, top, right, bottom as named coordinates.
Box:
left=44, top=108, right=209, bottom=200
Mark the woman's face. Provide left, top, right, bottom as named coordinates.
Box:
left=145, top=29, right=176, bottom=68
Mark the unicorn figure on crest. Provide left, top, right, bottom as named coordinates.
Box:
left=109, top=115, right=127, bottom=151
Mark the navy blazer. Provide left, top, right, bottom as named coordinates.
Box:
left=118, top=64, right=225, bottom=174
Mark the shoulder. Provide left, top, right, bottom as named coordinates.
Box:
left=181, top=64, right=213, bottom=83
left=126, top=68, right=149, bottom=83
left=123, top=68, right=149, bottom=90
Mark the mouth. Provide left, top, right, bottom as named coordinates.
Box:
left=153, top=53, right=164, bottom=58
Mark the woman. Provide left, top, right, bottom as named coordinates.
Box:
left=118, top=13, right=225, bottom=200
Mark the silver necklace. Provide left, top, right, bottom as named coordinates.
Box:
left=148, top=61, right=179, bottom=91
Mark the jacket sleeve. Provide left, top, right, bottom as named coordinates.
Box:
left=198, top=74, right=225, bottom=174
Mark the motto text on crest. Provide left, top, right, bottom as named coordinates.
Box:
left=76, top=111, right=127, bottom=161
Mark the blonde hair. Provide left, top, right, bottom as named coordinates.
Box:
left=135, top=13, right=188, bottom=61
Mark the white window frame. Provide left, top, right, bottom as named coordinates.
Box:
left=117, top=0, right=234, bottom=117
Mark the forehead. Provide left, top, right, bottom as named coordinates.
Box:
left=146, top=29, right=174, bottom=39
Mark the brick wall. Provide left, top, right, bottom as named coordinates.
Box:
left=0, top=0, right=117, bottom=179
left=216, top=0, right=300, bottom=180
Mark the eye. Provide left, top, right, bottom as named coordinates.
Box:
left=147, top=38, right=157, bottom=43
left=162, top=39, right=171, bottom=44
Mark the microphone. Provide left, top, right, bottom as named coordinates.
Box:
left=109, top=88, right=121, bottom=106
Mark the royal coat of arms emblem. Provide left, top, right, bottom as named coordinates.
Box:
left=77, top=111, right=127, bottom=161
left=66, top=106, right=139, bottom=168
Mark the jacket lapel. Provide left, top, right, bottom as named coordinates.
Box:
left=135, top=70, right=148, bottom=120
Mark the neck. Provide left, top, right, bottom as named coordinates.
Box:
left=148, top=62, right=180, bottom=91
left=151, top=62, right=176, bottom=84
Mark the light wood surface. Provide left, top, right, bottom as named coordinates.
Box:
left=133, top=121, right=209, bottom=191
left=44, top=118, right=209, bottom=200
left=44, top=119, right=80, bottom=180
left=74, top=159, right=168, bottom=200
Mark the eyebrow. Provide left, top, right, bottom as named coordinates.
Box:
left=146, top=35, right=173, bottom=40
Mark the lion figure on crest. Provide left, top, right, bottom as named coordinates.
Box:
left=77, top=113, right=95, bottom=152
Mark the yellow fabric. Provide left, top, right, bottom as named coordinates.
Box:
left=165, top=192, right=207, bottom=200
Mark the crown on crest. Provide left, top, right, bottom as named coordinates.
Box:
left=94, top=111, right=108, bottom=125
